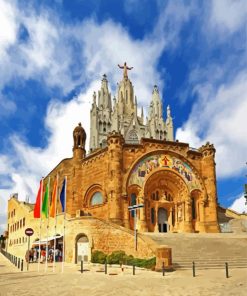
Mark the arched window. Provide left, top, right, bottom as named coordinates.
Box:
left=90, top=192, right=103, bottom=206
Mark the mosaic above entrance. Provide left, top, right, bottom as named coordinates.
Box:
left=128, top=154, right=202, bottom=191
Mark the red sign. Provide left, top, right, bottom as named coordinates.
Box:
left=25, top=228, right=34, bottom=236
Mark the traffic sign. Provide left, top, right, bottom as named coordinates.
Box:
left=128, top=204, right=144, bottom=211
left=25, top=228, right=34, bottom=236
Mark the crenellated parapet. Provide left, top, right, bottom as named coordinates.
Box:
left=199, top=142, right=216, bottom=158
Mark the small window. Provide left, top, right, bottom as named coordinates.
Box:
left=20, top=219, right=22, bottom=228
left=23, top=218, right=25, bottom=227
left=90, top=192, right=103, bottom=206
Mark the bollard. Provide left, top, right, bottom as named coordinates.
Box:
left=225, top=262, right=229, bottom=278
left=133, top=264, right=135, bottom=275
left=162, top=262, right=165, bottom=276
left=21, top=259, right=24, bottom=271
left=81, top=260, right=83, bottom=273
left=18, top=258, right=20, bottom=269
left=192, top=261, right=195, bottom=277
left=105, top=261, right=107, bottom=274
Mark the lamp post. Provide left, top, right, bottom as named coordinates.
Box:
left=128, top=204, right=144, bottom=251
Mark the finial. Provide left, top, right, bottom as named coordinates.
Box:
left=167, top=105, right=171, bottom=117
left=153, top=85, right=159, bottom=94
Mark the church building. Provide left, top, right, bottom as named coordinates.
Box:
left=68, top=63, right=219, bottom=234
left=6, top=64, right=222, bottom=268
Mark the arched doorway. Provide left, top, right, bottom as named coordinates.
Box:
left=75, top=234, right=90, bottom=263
left=158, top=208, right=168, bottom=232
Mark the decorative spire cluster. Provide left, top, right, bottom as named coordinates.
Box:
left=89, top=64, right=174, bottom=151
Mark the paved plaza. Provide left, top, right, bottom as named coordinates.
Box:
left=0, top=253, right=246, bottom=296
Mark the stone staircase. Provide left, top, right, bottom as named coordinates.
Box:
left=141, top=232, right=247, bottom=269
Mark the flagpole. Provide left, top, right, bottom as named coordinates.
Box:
left=62, top=176, right=67, bottom=273
left=53, top=174, right=58, bottom=273
left=45, top=177, right=50, bottom=272
left=38, top=178, right=43, bottom=272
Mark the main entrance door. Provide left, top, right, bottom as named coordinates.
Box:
left=158, top=208, right=168, bottom=233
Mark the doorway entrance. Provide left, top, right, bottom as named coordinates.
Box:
left=75, top=234, right=89, bottom=263
left=158, top=208, right=168, bottom=233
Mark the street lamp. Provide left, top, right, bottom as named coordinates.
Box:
left=128, top=204, right=144, bottom=251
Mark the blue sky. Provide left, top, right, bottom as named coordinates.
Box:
left=0, top=0, right=247, bottom=232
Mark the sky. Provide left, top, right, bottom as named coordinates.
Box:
left=0, top=0, right=247, bottom=233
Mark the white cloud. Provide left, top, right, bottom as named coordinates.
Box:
left=230, top=194, right=247, bottom=214
left=0, top=0, right=18, bottom=58
left=176, top=71, right=247, bottom=178
left=210, top=0, right=247, bottom=34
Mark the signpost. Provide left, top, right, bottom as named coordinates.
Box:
left=25, top=228, right=34, bottom=271
left=128, top=204, right=144, bottom=251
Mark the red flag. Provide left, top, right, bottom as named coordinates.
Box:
left=34, top=179, right=43, bottom=218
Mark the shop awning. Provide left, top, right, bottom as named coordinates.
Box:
left=32, top=235, right=63, bottom=245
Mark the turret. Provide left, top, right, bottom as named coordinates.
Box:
left=107, top=131, right=125, bottom=225
left=198, top=142, right=219, bottom=232
left=73, top=123, right=86, bottom=159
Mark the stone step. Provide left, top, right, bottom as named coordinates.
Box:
left=142, top=233, right=247, bottom=270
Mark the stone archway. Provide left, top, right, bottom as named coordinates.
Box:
left=125, top=152, right=207, bottom=233
left=143, top=169, right=190, bottom=233
left=75, top=234, right=90, bottom=264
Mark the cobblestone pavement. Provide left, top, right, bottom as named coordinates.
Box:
left=0, top=253, right=246, bottom=296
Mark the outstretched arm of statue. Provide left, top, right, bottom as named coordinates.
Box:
left=118, top=64, right=124, bottom=69
left=127, top=66, right=133, bottom=70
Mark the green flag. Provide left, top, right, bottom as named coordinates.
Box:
left=42, top=181, right=49, bottom=218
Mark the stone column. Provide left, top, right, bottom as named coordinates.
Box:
left=123, top=198, right=130, bottom=229
left=174, top=203, right=178, bottom=230
left=136, top=192, right=148, bottom=232
left=184, top=199, right=193, bottom=232
left=154, top=204, right=159, bottom=232
left=168, top=208, right=173, bottom=232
